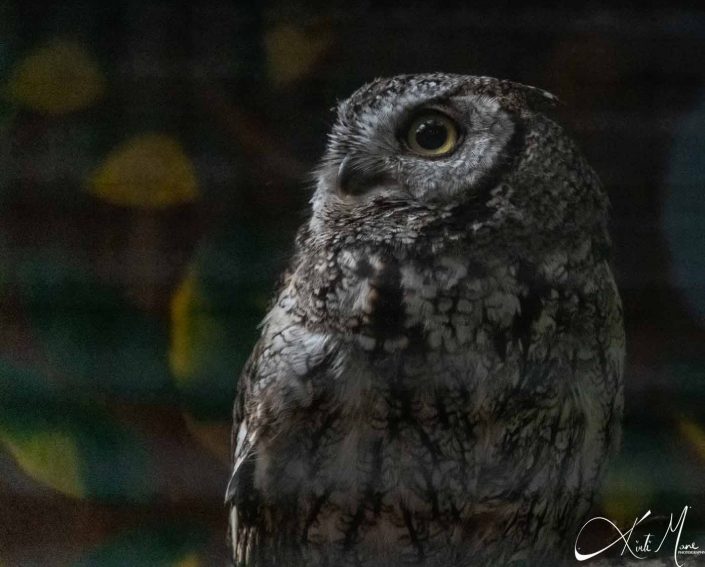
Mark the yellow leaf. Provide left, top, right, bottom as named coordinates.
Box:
left=679, top=417, right=705, bottom=463
left=88, top=134, right=199, bottom=208
left=0, top=428, right=84, bottom=498
left=598, top=457, right=654, bottom=527
left=170, top=267, right=229, bottom=387
left=7, top=39, right=104, bottom=115
left=174, top=552, right=202, bottom=567
left=264, top=23, right=332, bottom=86
left=600, top=484, right=648, bottom=528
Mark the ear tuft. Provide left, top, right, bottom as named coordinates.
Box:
left=459, top=76, right=561, bottom=113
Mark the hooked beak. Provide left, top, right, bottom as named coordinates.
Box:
left=337, top=156, right=396, bottom=196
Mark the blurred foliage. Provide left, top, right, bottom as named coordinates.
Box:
left=169, top=225, right=282, bottom=419
left=181, top=413, right=230, bottom=465
left=264, top=21, right=333, bottom=86
left=6, top=39, right=104, bottom=115
left=72, top=525, right=209, bottom=567
left=679, top=418, right=705, bottom=463
left=665, top=93, right=705, bottom=327
left=0, top=2, right=703, bottom=565
left=18, top=252, right=174, bottom=401
left=0, top=362, right=153, bottom=502
left=168, top=224, right=285, bottom=463
left=88, top=134, right=199, bottom=209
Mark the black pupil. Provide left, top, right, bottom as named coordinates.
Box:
left=414, top=119, right=448, bottom=150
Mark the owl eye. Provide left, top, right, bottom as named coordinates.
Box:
left=405, top=111, right=460, bottom=157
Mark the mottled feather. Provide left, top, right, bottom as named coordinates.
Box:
left=227, top=73, right=624, bottom=566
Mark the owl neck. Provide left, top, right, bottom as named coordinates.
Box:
left=288, top=224, right=610, bottom=349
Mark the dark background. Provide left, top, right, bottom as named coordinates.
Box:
left=1, top=3, right=704, bottom=565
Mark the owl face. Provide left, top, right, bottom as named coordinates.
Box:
left=310, top=74, right=606, bottom=252
left=325, top=83, right=518, bottom=204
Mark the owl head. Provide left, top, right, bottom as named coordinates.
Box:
left=310, top=74, right=608, bottom=256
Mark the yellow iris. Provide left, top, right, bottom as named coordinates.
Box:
left=405, top=111, right=459, bottom=157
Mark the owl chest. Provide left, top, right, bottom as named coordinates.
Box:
left=261, top=255, right=615, bottom=509
left=263, top=349, right=585, bottom=525
left=329, top=254, right=524, bottom=355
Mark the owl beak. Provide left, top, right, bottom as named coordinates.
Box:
left=337, top=156, right=393, bottom=196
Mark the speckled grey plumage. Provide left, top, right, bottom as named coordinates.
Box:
left=226, top=73, right=624, bottom=566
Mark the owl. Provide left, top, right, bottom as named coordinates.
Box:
left=226, top=73, right=624, bottom=566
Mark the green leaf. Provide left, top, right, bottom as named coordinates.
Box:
left=0, top=361, right=153, bottom=502
left=17, top=251, right=174, bottom=402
